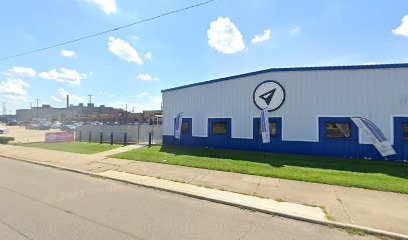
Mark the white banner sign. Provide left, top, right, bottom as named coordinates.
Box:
left=174, top=112, right=183, bottom=139
left=351, top=117, right=396, bottom=157
left=260, top=109, right=270, bottom=143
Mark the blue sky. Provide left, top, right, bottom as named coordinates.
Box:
left=1, top=0, right=408, bottom=114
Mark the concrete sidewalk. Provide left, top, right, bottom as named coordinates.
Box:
left=0, top=144, right=407, bottom=238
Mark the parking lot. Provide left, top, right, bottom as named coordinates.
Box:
left=0, top=123, right=62, bottom=143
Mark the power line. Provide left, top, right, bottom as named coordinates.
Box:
left=0, top=0, right=216, bottom=61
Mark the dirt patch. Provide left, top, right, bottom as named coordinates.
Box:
left=0, top=124, right=62, bottom=143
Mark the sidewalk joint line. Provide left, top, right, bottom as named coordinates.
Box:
left=331, top=186, right=354, bottom=225
left=0, top=218, right=33, bottom=240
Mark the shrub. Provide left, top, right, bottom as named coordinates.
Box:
left=0, top=137, right=15, bottom=144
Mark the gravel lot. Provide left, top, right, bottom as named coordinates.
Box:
left=0, top=123, right=62, bottom=143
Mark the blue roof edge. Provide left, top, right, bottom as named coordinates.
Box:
left=161, top=63, right=408, bottom=93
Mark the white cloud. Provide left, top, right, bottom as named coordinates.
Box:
left=145, top=52, right=152, bottom=60
left=150, top=96, right=161, bottom=104
left=6, top=66, right=36, bottom=77
left=137, top=73, right=158, bottom=81
left=108, top=37, right=143, bottom=64
left=137, top=91, right=150, bottom=97
left=362, top=62, right=380, bottom=65
left=0, top=78, right=30, bottom=112
left=0, top=78, right=30, bottom=95
left=60, top=50, right=77, bottom=58
left=392, top=15, right=408, bottom=37
left=289, top=26, right=301, bottom=35
left=251, top=29, right=271, bottom=44
left=57, top=88, right=86, bottom=103
left=132, top=35, right=139, bottom=40
left=207, top=17, right=245, bottom=54
left=39, top=68, right=87, bottom=85
left=51, top=95, right=63, bottom=103
left=3, top=94, right=28, bottom=103
left=86, top=0, right=117, bottom=15
left=109, top=94, right=115, bottom=98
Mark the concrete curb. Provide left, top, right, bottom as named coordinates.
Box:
left=1, top=154, right=407, bottom=240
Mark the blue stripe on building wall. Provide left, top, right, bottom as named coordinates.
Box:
left=208, top=118, right=232, bottom=148
left=164, top=117, right=404, bottom=161
left=173, top=117, right=193, bottom=145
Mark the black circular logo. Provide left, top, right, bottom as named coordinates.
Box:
left=253, top=80, right=285, bottom=112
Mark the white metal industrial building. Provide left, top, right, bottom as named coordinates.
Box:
left=162, top=63, right=408, bottom=160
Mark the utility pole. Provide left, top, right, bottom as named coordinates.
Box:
left=35, top=99, right=39, bottom=121
left=29, top=102, right=33, bottom=120
left=88, top=94, right=94, bottom=104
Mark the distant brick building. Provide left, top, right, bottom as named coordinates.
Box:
left=16, top=103, right=162, bottom=124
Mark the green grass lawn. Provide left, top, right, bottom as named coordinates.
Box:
left=18, top=142, right=122, bottom=154
left=112, top=145, right=408, bottom=194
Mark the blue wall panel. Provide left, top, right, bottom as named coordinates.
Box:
left=207, top=118, right=232, bottom=149
left=393, top=117, right=408, bottom=160
left=163, top=117, right=405, bottom=161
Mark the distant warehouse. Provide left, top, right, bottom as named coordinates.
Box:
left=162, top=63, right=408, bottom=160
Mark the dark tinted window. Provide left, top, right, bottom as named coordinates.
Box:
left=181, top=122, right=190, bottom=135
left=259, top=122, right=277, bottom=136
left=326, top=123, right=351, bottom=138
left=212, top=122, right=227, bottom=134
left=404, top=124, right=408, bottom=140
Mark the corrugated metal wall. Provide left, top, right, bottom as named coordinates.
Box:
left=163, top=68, right=408, bottom=145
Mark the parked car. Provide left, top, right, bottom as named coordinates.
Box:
left=51, top=122, right=62, bottom=129
left=5, top=119, right=18, bottom=126
left=38, top=123, right=51, bottom=130
left=0, top=128, right=9, bottom=134
left=19, top=121, right=31, bottom=128
left=61, top=124, right=76, bottom=131
left=25, top=123, right=39, bottom=130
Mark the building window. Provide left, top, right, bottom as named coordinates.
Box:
left=404, top=124, right=408, bottom=140
left=325, top=123, right=351, bottom=138
left=181, top=122, right=190, bottom=135
left=212, top=122, right=227, bottom=134
left=259, top=122, right=277, bottom=136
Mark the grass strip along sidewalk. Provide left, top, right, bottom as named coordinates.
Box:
left=112, top=145, right=408, bottom=194
left=17, top=142, right=122, bottom=154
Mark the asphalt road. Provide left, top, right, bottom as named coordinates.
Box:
left=0, top=157, right=377, bottom=240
